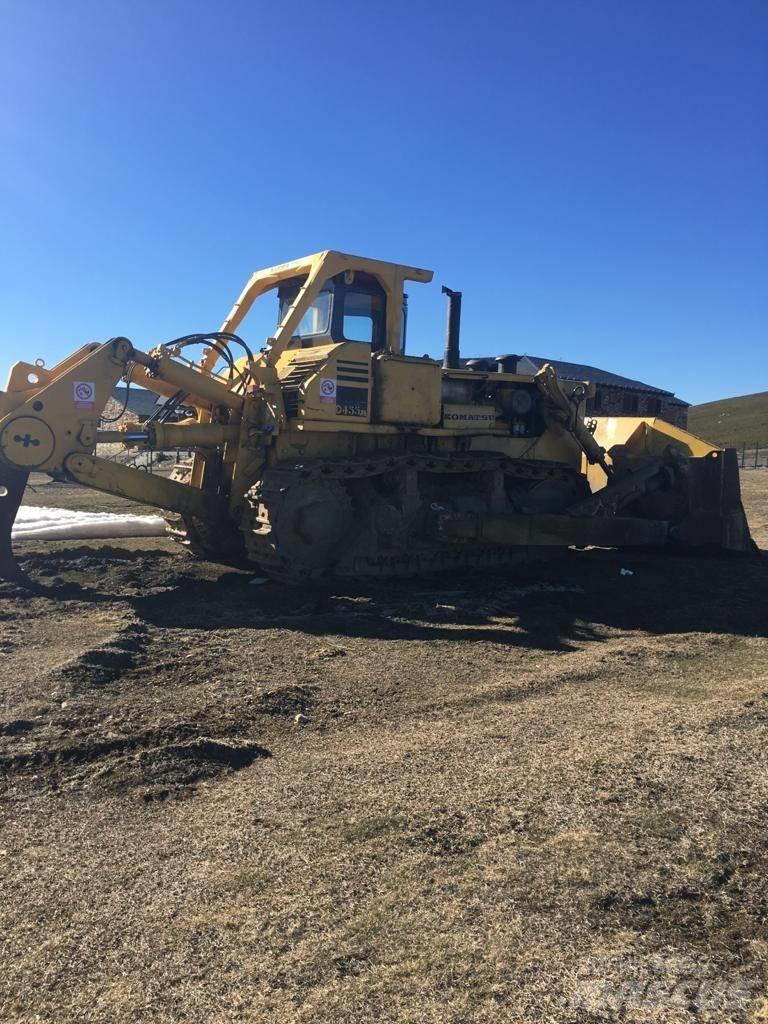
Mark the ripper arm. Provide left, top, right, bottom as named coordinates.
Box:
left=0, top=336, right=244, bottom=576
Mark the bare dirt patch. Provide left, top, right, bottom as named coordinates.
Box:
left=1, top=472, right=767, bottom=1022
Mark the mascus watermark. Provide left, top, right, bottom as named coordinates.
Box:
left=566, top=954, right=761, bottom=1017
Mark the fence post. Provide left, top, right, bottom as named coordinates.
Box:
left=741, top=443, right=746, bottom=468
left=755, top=442, right=760, bottom=470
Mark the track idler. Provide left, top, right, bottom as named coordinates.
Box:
left=0, top=465, right=29, bottom=581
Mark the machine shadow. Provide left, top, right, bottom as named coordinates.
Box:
left=130, top=548, right=768, bottom=654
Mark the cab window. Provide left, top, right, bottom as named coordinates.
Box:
left=277, top=271, right=387, bottom=349
left=343, top=290, right=383, bottom=344
left=341, top=274, right=386, bottom=349
left=279, top=285, right=332, bottom=338
left=296, top=290, right=331, bottom=336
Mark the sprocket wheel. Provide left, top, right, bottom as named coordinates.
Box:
left=242, top=476, right=354, bottom=581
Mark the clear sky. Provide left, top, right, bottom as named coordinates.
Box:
left=1, top=0, right=765, bottom=405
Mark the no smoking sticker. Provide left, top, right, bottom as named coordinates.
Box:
left=319, top=377, right=337, bottom=403
left=73, top=381, right=96, bottom=410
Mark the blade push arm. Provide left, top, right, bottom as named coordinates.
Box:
left=535, top=363, right=612, bottom=477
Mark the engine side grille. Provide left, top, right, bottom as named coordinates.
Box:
left=281, top=358, right=325, bottom=417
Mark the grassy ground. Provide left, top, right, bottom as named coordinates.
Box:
left=688, top=391, right=768, bottom=447
left=1, top=474, right=767, bottom=1022
left=740, top=473, right=768, bottom=550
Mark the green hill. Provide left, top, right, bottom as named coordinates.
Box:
left=688, top=391, right=768, bottom=447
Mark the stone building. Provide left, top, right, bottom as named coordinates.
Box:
left=516, top=356, right=689, bottom=428
left=98, top=386, right=191, bottom=463
left=100, top=386, right=190, bottom=430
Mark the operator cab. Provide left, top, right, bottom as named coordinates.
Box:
left=278, top=271, right=387, bottom=351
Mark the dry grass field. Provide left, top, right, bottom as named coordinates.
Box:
left=688, top=391, right=768, bottom=448
left=1, top=472, right=767, bottom=1023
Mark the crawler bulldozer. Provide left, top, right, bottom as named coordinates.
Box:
left=0, top=250, right=753, bottom=582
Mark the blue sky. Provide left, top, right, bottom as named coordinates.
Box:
left=0, top=0, right=765, bottom=405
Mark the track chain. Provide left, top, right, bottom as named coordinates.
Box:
left=270, top=450, right=576, bottom=484
left=241, top=451, right=582, bottom=581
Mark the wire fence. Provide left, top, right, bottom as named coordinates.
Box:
left=130, top=449, right=194, bottom=474
left=96, top=447, right=193, bottom=474
left=723, top=442, right=768, bottom=469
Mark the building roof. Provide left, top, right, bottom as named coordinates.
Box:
left=521, top=356, right=675, bottom=395
left=463, top=354, right=682, bottom=399
left=534, top=357, right=690, bottom=406
left=524, top=356, right=679, bottom=395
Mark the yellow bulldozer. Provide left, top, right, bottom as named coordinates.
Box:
left=0, top=250, right=753, bottom=582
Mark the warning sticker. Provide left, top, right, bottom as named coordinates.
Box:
left=73, top=381, right=96, bottom=410
left=319, top=377, right=337, bottom=404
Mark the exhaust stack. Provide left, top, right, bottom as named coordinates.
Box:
left=441, top=286, right=462, bottom=369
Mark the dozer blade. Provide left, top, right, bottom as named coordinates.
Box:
left=0, top=465, right=29, bottom=581
left=675, top=447, right=754, bottom=552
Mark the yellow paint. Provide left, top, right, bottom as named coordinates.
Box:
left=0, top=248, right=733, bottom=551
left=585, top=415, right=722, bottom=489
left=372, top=354, right=441, bottom=426
left=218, top=250, right=432, bottom=369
